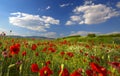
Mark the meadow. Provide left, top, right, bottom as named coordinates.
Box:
left=0, top=36, right=120, bottom=76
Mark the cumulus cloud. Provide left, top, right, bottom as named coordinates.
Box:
left=65, top=20, right=75, bottom=25
left=70, top=31, right=100, bottom=36
left=46, top=6, right=51, bottom=10
left=9, top=12, right=60, bottom=31
left=66, top=1, right=119, bottom=25
left=116, top=2, right=120, bottom=8
left=60, top=3, right=73, bottom=7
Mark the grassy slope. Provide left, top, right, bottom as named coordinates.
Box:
left=58, top=36, right=120, bottom=44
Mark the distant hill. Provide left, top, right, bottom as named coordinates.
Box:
left=98, top=33, right=120, bottom=37
left=5, top=35, right=54, bottom=39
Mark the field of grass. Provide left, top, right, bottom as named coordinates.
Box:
left=0, top=36, right=120, bottom=76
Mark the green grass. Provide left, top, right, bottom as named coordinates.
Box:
left=0, top=36, right=120, bottom=76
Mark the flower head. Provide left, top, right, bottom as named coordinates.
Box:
left=10, top=43, right=20, bottom=55
left=70, top=68, right=82, bottom=76
left=31, top=44, right=37, bottom=50
left=39, top=66, right=53, bottom=76
left=31, top=63, right=39, bottom=72
left=22, top=51, right=26, bottom=56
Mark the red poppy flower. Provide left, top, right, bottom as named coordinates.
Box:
left=84, top=53, right=88, bottom=56
left=31, top=44, right=37, bottom=50
left=49, top=43, right=55, bottom=47
left=39, top=66, right=53, bottom=76
left=86, top=69, right=94, bottom=76
left=31, top=63, right=39, bottom=72
left=48, top=47, right=56, bottom=53
left=22, top=51, right=26, bottom=56
left=35, top=52, right=39, bottom=56
left=59, top=68, right=69, bottom=76
left=85, top=45, right=90, bottom=49
left=90, top=62, right=107, bottom=76
left=109, top=62, right=120, bottom=72
left=70, top=68, right=82, bottom=76
left=10, top=43, right=20, bottom=55
left=45, top=61, right=51, bottom=66
left=90, top=56, right=100, bottom=62
left=60, top=51, right=65, bottom=56
left=42, top=47, right=47, bottom=52
left=67, top=52, right=74, bottom=57
left=79, top=50, right=83, bottom=53
left=61, top=40, right=67, bottom=44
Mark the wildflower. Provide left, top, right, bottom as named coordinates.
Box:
left=31, top=44, right=37, bottom=50
left=67, top=52, right=74, bottom=57
left=70, top=68, right=82, bottom=76
left=90, top=62, right=107, bottom=76
left=35, top=52, right=39, bottom=56
left=90, top=56, right=100, bottom=62
left=22, top=51, right=26, bottom=56
left=79, top=50, right=83, bottom=53
left=39, top=66, right=53, bottom=76
left=2, top=50, right=8, bottom=58
left=31, top=63, right=39, bottom=72
left=42, top=47, right=47, bottom=52
left=16, top=60, right=23, bottom=65
left=84, top=53, right=88, bottom=56
left=109, top=62, right=120, bottom=72
left=64, top=57, right=68, bottom=60
left=59, top=64, right=69, bottom=76
left=86, top=69, right=94, bottom=76
left=59, top=68, right=69, bottom=76
left=10, top=43, right=20, bottom=55
left=49, top=43, right=55, bottom=47
left=61, top=40, right=67, bottom=44
left=85, top=44, right=90, bottom=49
left=45, top=61, right=51, bottom=66
left=48, top=47, right=56, bottom=53
left=60, top=51, right=65, bottom=56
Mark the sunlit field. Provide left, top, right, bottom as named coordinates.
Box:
left=0, top=36, right=120, bottom=76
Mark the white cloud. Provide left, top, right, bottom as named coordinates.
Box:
left=70, top=31, right=100, bottom=36
left=70, top=16, right=81, bottom=21
left=46, top=6, right=51, bottom=10
left=40, top=32, right=56, bottom=38
left=60, top=3, right=73, bottom=7
left=84, top=0, right=94, bottom=5
left=66, top=2, right=119, bottom=25
left=116, top=2, right=120, bottom=8
left=9, top=12, right=60, bottom=32
left=65, top=20, right=75, bottom=25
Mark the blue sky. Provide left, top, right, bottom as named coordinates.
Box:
left=0, top=0, right=120, bottom=38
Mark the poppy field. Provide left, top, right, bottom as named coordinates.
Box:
left=0, top=36, right=120, bottom=76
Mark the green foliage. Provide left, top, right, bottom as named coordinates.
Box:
left=62, top=35, right=81, bottom=39
left=98, top=33, right=120, bottom=37
left=87, top=33, right=96, bottom=37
